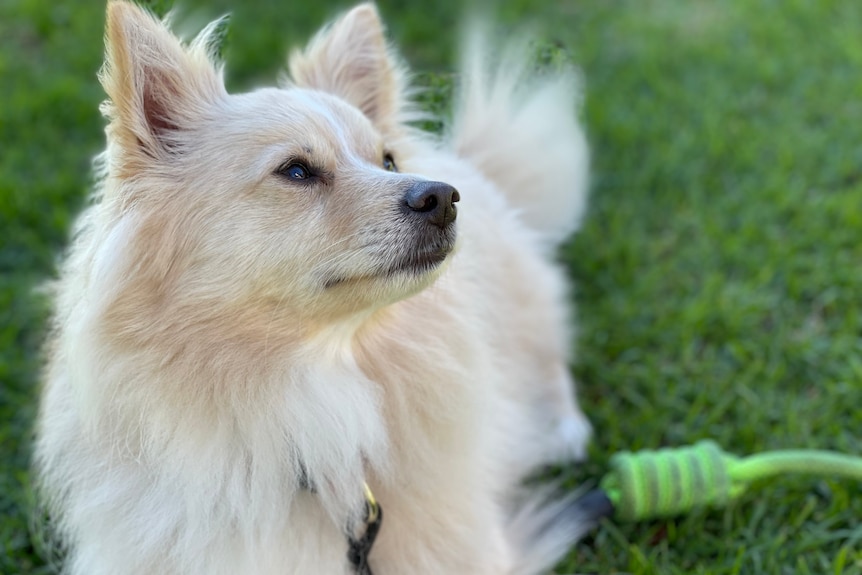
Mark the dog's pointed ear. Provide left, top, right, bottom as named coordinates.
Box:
left=288, top=3, right=405, bottom=132
left=101, top=1, right=226, bottom=167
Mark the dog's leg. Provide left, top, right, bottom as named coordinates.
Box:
left=541, top=366, right=591, bottom=464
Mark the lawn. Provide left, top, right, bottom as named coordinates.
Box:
left=2, top=0, right=861, bottom=573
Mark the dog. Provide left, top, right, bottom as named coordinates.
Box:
left=34, top=2, right=592, bottom=573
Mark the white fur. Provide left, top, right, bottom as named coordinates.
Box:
left=452, top=27, right=590, bottom=248
left=35, top=3, right=592, bottom=574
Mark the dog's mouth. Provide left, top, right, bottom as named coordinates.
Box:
left=323, top=237, right=455, bottom=290
left=383, top=246, right=451, bottom=276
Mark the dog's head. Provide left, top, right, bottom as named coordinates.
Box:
left=98, top=2, right=457, bottom=331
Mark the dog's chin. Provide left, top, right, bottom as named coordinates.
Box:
left=323, top=246, right=453, bottom=291
left=382, top=248, right=451, bottom=277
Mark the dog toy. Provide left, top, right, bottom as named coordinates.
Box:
left=578, top=440, right=862, bottom=522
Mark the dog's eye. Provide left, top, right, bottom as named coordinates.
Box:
left=278, top=163, right=310, bottom=181
left=383, top=153, right=398, bottom=173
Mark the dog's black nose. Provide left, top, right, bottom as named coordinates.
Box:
left=403, top=181, right=460, bottom=228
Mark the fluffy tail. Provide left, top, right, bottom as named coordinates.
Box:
left=450, top=27, right=589, bottom=247
left=505, top=489, right=604, bottom=575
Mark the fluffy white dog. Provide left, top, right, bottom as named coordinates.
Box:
left=35, top=2, right=592, bottom=573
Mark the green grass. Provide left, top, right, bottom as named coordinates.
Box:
left=2, top=0, right=861, bottom=573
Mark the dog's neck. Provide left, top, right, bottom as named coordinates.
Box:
left=72, top=285, right=394, bottom=513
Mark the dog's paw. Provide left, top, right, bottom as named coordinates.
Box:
left=546, top=410, right=592, bottom=463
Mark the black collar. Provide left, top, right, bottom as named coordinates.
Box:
left=298, top=470, right=383, bottom=574
left=346, top=483, right=383, bottom=575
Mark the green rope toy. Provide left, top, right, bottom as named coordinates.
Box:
left=582, top=440, right=862, bottom=522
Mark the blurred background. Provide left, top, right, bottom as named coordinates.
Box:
left=2, top=1, right=862, bottom=573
